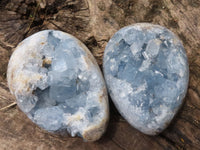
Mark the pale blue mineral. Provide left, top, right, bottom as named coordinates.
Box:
left=7, top=30, right=109, bottom=141
left=103, top=23, right=189, bottom=135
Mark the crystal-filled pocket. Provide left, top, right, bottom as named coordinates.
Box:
left=103, top=23, right=189, bottom=135
left=7, top=30, right=109, bottom=141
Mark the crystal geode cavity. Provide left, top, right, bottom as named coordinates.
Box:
left=7, top=30, right=109, bottom=141
left=103, top=23, right=189, bottom=135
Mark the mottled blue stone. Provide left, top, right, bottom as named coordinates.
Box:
left=103, top=23, right=189, bottom=135
left=7, top=30, right=109, bottom=141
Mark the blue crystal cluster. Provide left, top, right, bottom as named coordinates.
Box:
left=103, top=23, right=189, bottom=135
left=7, top=30, right=109, bottom=141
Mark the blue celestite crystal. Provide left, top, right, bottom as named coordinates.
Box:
left=7, top=30, right=109, bottom=141
left=103, top=23, right=189, bottom=135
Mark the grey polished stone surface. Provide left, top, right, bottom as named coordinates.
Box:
left=7, top=30, right=109, bottom=141
left=103, top=23, right=189, bottom=135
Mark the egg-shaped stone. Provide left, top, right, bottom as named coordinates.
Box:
left=7, top=30, right=109, bottom=141
left=103, top=23, right=189, bottom=135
